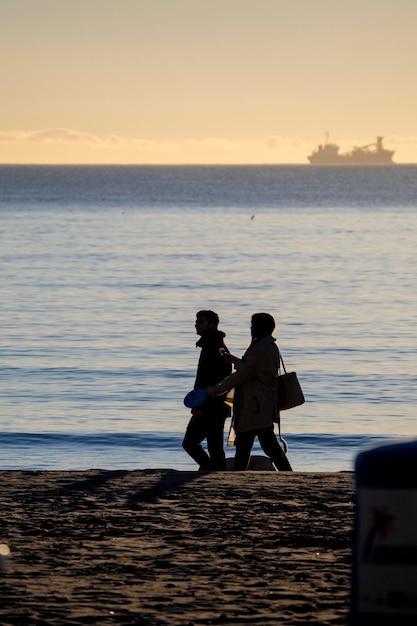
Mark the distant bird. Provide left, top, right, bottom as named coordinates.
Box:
left=250, top=215, right=255, bottom=220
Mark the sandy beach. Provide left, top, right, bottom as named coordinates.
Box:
left=0, top=469, right=354, bottom=625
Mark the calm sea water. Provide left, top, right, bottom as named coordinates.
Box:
left=1, top=164, right=417, bottom=471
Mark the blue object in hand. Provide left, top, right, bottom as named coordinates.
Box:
left=183, top=388, right=206, bottom=408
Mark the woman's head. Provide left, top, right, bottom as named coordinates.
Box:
left=250, top=312, right=276, bottom=340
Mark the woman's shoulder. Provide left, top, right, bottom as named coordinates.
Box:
left=255, top=336, right=277, bottom=349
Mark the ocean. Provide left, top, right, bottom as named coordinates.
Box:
left=1, top=164, right=417, bottom=472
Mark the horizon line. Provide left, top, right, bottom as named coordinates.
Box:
left=2, top=161, right=415, bottom=167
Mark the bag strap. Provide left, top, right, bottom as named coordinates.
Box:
left=278, top=348, right=287, bottom=374
left=276, top=411, right=288, bottom=454
left=275, top=349, right=288, bottom=454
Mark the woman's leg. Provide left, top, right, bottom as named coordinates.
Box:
left=234, top=430, right=256, bottom=470
left=258, top=427, right=293, bottom=471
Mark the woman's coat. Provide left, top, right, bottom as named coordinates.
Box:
left=211, top=335, right=279, bottom=432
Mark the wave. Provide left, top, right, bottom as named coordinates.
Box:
left=0, top=431, right=407, bottom=472
left=0, top=431, right=400, bottom=450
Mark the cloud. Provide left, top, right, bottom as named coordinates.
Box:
left=264, top=135, right=304, bottom=150
left=389, top=135, right=417, bottom=147
left=0, top=128, right=100, bottom=144
left=0, top=128, right=307, bottom=151
left=0, top=129, right=184, bottom=152
left=0, top=128, right=415, bottom=163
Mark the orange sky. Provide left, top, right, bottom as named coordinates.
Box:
left=2, top=0, right=417, bottom=164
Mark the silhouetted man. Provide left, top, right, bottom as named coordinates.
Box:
left=182, top=310, right=231, bottom=470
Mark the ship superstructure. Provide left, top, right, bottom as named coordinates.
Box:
left=308, top=135, right=395, bottom=165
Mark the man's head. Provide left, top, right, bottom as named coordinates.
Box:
left=250, top=312, right=276, bottom=340
left=195, top=310, right=219, bottom=335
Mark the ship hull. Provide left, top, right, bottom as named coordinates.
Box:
left=308, top=152, right=395, bottom=165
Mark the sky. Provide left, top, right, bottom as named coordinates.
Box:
left=2, top=0, right=417, bottom=164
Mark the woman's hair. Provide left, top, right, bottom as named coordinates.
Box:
left=196, top=310, right=219, bottom=327
left=251, top=312, right=276, bottom=338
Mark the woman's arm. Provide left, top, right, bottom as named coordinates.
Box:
left=206, top=346, right=260, bottom=397
left=221, top=351, right=241, bottom=369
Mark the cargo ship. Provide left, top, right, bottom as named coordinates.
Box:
left=308, top=135, right=395, bottom=165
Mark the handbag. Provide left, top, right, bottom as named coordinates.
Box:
left=277, top=350, right=305, bottom=411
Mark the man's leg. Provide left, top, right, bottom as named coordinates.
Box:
left=206, top=417, right=226, bottom=470
left=182, top=414, right=212, bottom=470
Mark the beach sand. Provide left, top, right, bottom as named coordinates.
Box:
left=0, top=469, right=354, bottom=625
